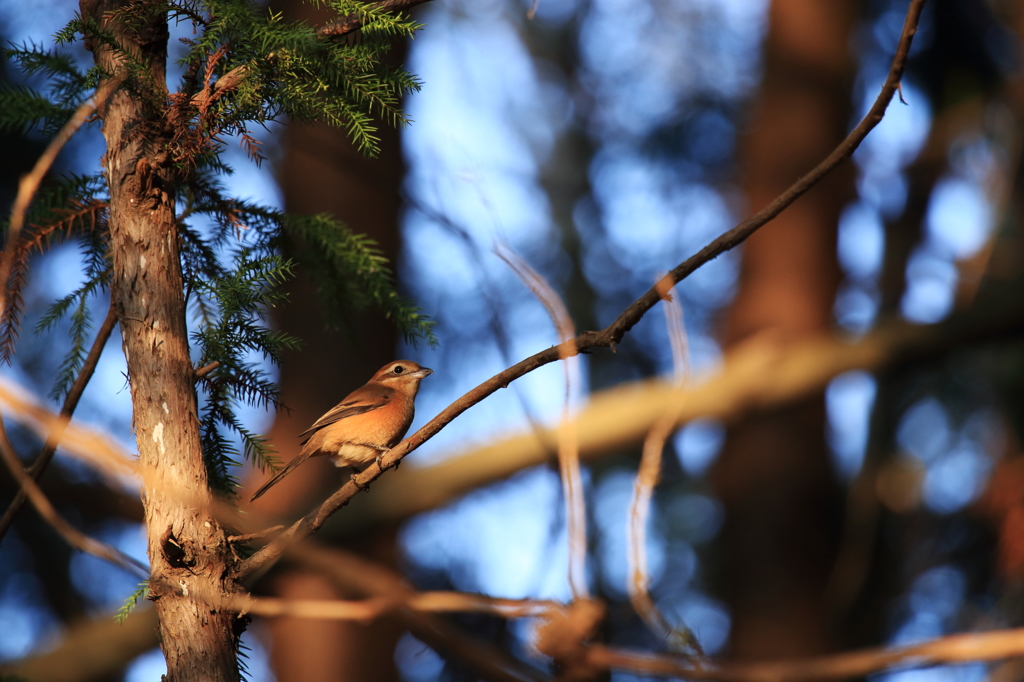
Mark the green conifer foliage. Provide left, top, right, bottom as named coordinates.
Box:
left=1, top=0, right=434, bottom=498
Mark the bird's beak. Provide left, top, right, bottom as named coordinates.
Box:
left=411, top=367, right=433, bottom=379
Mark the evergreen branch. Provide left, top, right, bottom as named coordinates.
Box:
left=0, top=177, right=107, bottom=365
left=2, top=42, right=90, bottom=117
left=0, top=244, right=32, bottom=365
left=0, top=78, right=118, bottom=364
left=285, top=213, right=436, bottom=345
left=116, top=581, right=150, bottom=624
left=41, top=279, right=107, bottom=401
left=317, top=0, right=431, bottom=41
left=190, top=250, right=299, bottom=490
left=23, top=198, right=108, bottom=257
left=166, top=0, right=421, bottom=159
left=0, top=83, right=75, bottom=136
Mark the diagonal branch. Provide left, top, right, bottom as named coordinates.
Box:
left=0, top=298, right=119, bottom=542
left=585, top=627, right=1024, bottom=682
left=314, top=290, right=1024, bottom=537
left=189, top=585, right=559, bottom=621
left=235, top=0, right=929, bottom=582
left=286, top=541, right=552, bottom=682
left=627, top=280, right=699, bottom=652
left=0, top=376, right=138, bottom=480
left=0, top=415, right=148, bottom=579
left=497, top=244, right=589, bottom=600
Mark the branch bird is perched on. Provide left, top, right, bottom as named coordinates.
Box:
left=250, top=360, right=433, bottom=502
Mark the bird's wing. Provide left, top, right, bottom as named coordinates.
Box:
left=297, top=390, right=393, bottom=446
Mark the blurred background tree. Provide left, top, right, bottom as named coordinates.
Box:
left=3, top=0, right=1024, bottom=681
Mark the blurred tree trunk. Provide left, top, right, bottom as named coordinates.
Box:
left=711, top=0, right=857, bottom=659
left=248, top=4, right=409, bottom=681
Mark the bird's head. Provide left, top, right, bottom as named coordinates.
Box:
left=371, top=360, right=433, bottom=392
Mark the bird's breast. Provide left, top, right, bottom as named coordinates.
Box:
left=330, top=443, right=380, bottom=467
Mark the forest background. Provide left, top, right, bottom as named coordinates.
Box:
left=2, top=0, right=1024, bottom=681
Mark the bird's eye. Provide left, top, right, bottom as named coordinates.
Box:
left=393, top=365, right=405, bottom=374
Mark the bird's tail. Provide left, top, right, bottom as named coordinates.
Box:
left=250, top=452, right=312, bottom=502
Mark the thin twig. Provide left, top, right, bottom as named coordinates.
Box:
left=0, top=416, right=148, bottom=579
left=0, top=376, right=137, bottom=480
left=191, top=585, right=559, bottom=622
left=585, top=626, right=1024, bottom=682
left=0, top=299, right=119, bottom=541
left=234, top=0, right=927, bottom=582
left=626, top=279, right=700, bottom=653
left=496, top=244, right=590, bottom=600
left=227, top=525, right=284, bottom=544
left=195, top=360, right=220, bottom=378
left=287, top=541, right=552, bottom=682
left=1, top=78, right=120, bottom=320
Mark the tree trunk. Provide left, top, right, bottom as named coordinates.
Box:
left=711, top=0, right=857, bottom=659
left=81, top=1, right=242, bottom=678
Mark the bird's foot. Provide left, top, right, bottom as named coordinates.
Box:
left=349, top=473, right=371, bottom=492
left=375, top=448, right=393, bottom=471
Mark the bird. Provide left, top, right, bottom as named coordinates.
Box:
left=250, top=360, right=433, bottom=502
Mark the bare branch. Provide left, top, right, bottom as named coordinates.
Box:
left=234, top=0, right=928, bottom=582
left=288, top=541, right=552, bottom=682
left=191, top=585, right=559, bottom=622
left=0, top=415, right=148, bottom=579
left=0, top=298, right=119, bottom=540
left=0, top=607, right=158, bottom=682
left=497, top=244, right=589, bottom=600
left=627, top=280, right=699, bottom=653
left=227, top=525, right=284, bottom=544
left=585, top=627, right=1024, bottom=682
left=304, top=289, right=1024, bottom=543
left=195, top=360, right=220, bottom=378
left=0, top=376, right=138, bottom=480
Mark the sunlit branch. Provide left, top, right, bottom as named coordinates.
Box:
left=585, top=626, right=1024, bottom=682
left=234, top=0, right=928, bottom=583
left=496, top=244, right=589, bottom=601
left=0, top=416, right=148, bottom=578
left=194, top=360, right=220, bottom=378
left=0, top=376, right=137, bottom=480
left=0, top=299, right=119, bottom=541
left=189, top=584, right=559, bottom=622
left=286, top=541, right=552, bottom=682
left=626, top=280, right=700, bottom=653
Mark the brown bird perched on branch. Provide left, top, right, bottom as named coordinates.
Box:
left=250, top=360, right=433, bottom=502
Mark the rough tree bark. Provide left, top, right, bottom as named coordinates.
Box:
left=81, top=1, right=243, bottom=678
